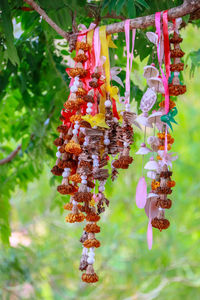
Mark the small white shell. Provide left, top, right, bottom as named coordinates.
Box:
left=144, top=159, right=159, bottom=171
left=143, top=65, right=159, bottom=79
left=140, top=88, right=157, bottom=113
left=146, top=32, right=158, bottom=45
left=147, top=77, right=165, bottom=94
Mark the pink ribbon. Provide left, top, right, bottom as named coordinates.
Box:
left=93, top=27, right=101, bottom=69
left=155, top=12, right=170, bottom=153
left=77, top=23, right=96, bottom=36
left=124, top=20, right=136, bottom=104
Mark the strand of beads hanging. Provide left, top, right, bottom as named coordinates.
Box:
left=50, top=27, right=137, bottom=283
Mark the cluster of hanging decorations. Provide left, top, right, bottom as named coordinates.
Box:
left=51, top=11, right=186, bottom=283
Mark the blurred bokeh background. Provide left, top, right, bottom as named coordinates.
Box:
left=1, top=23, right=200, bottom=300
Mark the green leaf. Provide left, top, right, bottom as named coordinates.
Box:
left=0, top=0, right=20, bottom=65
left=135, top=0, right=150, bottom=9
left=116, top=0, right=126, bottom=15
left=60, top=50, right=69, bottom=55
left=127, top=0, right=136, bottom=18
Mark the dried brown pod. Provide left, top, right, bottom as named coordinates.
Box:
left=57, top=184, right=77, bottom=195
left=91, top=72, right=101, bottom=79
left=86, top=213, right=100, bottom=222
left=64, top=203, right=73, bottom=210
left=79, top=160, right=93, bottom=169
left=70, top=115, right=82, bottom=123
left=76, top=41, right=90, bottom=51
left=156, top=198, right=172, bottom=209
left=51, top=165, right=63, bottom=176
left=83, top=238, right=101, bottom=248
left=168, top=84, right=186, bottom=96
left=53, top=137, right=64, bottom=147
left=65, top=140, right=82, bottom=155
left=160, top=170, right=172, bottom=178
left=156, top=187, right=172, bottom=195
left=74, top=191, right=92, bottom=202
left=57, top=125, right=69, bottom=134
left=69, top=174, right=81, bottom=183
left=64, top=100, right=79, bottom=110
left=68, top=68, right=88, bottom=78
left=170, top=35, right=183, bottom=44
left=89, top=81, right=99, bottom=88
left=83, top=95, right=95, bottom=103
left=170, top=63, right=184, bottom=72
left=84, top=223, right=100, bottom=233
left=58, top=159, right=77, bottom=169
left=87, top=181, right=95, bottom=189
left=151, top=217, right=170, bottom=231
left=170, top=49, right=185, bottom=58
left=74, top=53, right=88, bottom=63
left=79, top=120, right=92, bottom=128
left=65, top=212, right=85, bottom=223
left=76, top=88, right=87, bottom=97
left=82, top=273, right=99, bottom=283
left=58, top=145, right=66, bottom=153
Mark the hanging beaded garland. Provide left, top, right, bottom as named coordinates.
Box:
left=51, top=12, right=186, bottom=282
left=51, top=24, right=136, bottom=283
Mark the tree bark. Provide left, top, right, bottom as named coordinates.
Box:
left=24, top=0, right=200, bottom=39
left=0, top=145, right=21, bottom=165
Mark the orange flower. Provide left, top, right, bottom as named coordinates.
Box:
left=65, top=212, right=85, bottom=223
left=151, top=180, right=160, bottom=190
left=168, top=180, right=176, bottom=188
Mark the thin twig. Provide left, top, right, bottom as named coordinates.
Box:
left=24, top=0, right=70, bottom=40
left=0, top=145, right=21, bottom=165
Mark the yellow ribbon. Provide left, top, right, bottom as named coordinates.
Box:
left=99, top=26, right=119, bottom=103
left=87, top=29, right=94, bottom=47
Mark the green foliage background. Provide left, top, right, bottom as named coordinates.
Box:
left=0, top=0, right=200, bottom=299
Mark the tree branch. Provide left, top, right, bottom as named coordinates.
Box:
left=106, top=0, right=200, bottom=34
left=24, top=0, right=200, bottom=42
left=0, top=145, right=21, bottom=165
left=23, top=0, right=70, bottom=40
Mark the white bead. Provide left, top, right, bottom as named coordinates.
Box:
left=57, top=146, right=60, bottom=150
left=81, top=179, right=87, bottom=184
left=124, top=142, right=129, bottom=147
left=125, top=103, right=130, bottom=109
left=86, top=108, right=92, bottom=114
left=81, top=175, right=87, bottom=180
left=70, top=86, right=78, bottom=93
left=113, top=117, right=118, bottom=123
left=74, top=124, right=79, bottom=129
left=56, top=151, right=61, bottom=158
left=72, top=129, right=78, bottom=135
left=62, top=171, right=69, bottom=178
left=92, top=155, right=97, bottom=159
left=99, top=186, right=105, bottom=192
left=87, top=102, right=93, bottom=108
left=80, top=127, right=85, bottom=133
left=64, top=168, right=70, bottom=172
left=82, top=247, right=88, bottom=255
left=75, top=121, right=79, bottom=124
left=74, top=76, right=79, bottom=81
left=104, top=138, right=110, bottom=145
left=87, top=257, right=95, bottom=264
left=105, top=100, right=112, bottom=107
left=83, top=142, right=88, bottom=146
left=72, top=200, right=77, bottom=205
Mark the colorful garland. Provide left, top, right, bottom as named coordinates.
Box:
left=51, top=13, right=186, bottom=282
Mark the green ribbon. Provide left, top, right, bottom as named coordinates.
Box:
left=161, top=107, right=178, bottom=131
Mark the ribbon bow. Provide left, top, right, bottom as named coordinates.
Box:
left=161, top=107, right=178, bottom=131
